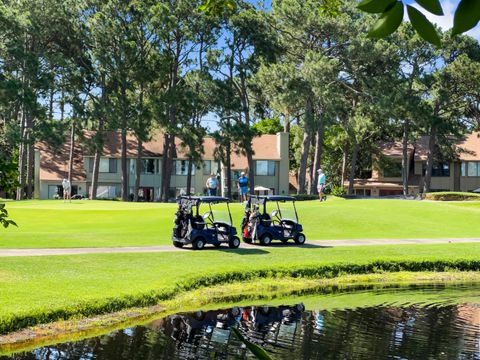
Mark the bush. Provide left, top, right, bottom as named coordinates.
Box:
left=290, top=194, right=319, bottom=201
left=424, top=192, right=480, bottom=201
left=1, top=259, right=479, bottom=334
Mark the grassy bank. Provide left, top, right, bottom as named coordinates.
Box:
left=0, top=243, right=479, bottom=335
left=1, top=271, right=479, bottom=356
left=2, top=198, right=480, bottom=248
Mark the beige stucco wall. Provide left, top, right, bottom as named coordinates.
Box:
left=460, top=177, right=480, bottom=192
left=39, top=132, right=290, bottom=200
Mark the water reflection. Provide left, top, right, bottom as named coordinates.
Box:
left=2, top=291, right=480, bottom=359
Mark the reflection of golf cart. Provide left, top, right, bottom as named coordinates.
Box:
left=241, top=195, right=306, bottom=246
left=172, top=196, right=240, bottom=250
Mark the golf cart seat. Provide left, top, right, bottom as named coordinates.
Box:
left=260, top=213, right=272, bottom=226
left=213, top=221, right=231, bottom=233
left=191, top=215, right=206, bottom=230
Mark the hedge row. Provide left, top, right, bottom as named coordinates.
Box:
left=424, top=192, right=480, bottom=201
left=1, top=259, right=479, bottom=334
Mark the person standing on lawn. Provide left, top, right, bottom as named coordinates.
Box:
left=206, top=173, right=219, bottom=196
left=238, top=171, right=249, bottom=202
left=62, top=178, right=71, bottom=203
left=317, top=168, right=326, bottom=201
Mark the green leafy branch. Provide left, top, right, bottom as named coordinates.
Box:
left=359, top=0, right=480, bottom=46
left=0, top=203, right=17, bottom=229
left=231, top=327, right=273, bottom=360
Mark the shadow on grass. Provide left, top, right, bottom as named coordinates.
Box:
left=247, top=242, right=332, bottom=249
left=182, top=246, right=270, bottom=255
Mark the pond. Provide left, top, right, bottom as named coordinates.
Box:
left=2, top=283, right=479, bottom=359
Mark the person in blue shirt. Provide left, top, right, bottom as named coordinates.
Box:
left=317, top=168, right=327, bottom=201
left=237, top=171, right=249, bottom=202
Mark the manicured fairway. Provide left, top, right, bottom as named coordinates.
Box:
left=0, top=242, right=479, bottom=330
left=1, top=198, right=480, bottom=248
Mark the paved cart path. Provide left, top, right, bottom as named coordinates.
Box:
left=0, top=238, right=479, bottom=257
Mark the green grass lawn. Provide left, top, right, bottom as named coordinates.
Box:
left=0, top=243, right=479, bottom=332
left=1, top=198, right=480, bottom=248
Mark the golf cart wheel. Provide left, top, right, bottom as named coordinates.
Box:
left=260, top=233, right=272, bottom=246
left=242, top=237, right=252, bottom=244
left=173, top=241, right=184, bottom=248
left=192, top=237, right=206, bottom=250
left=294, top=233, right=306, bottom=245
left=229, top=236, right=241, bottom=249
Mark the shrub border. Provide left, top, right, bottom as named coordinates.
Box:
left=1, top=259, right=479, bottom=334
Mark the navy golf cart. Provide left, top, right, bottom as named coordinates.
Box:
left=241, top=195, right=306, bottom=246
left=172, top=196, right=241, bottom=250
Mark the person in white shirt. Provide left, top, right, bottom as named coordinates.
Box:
left=206, top=174, right=219, bottom=196
left=317, top=169, right=327, bottom=202
left=62, top=178, right=71, bottom=203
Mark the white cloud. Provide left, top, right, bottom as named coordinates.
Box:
left=411, top=0, right=480, bottom=40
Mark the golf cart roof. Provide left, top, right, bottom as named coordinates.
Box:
left=179, top=196, right=230, bottom=203
left=251, top=195, right=296, bottom=202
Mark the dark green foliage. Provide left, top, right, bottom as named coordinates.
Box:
left=357, top=0, right=396, bottom=14
left=416, top=0, right=443, bottom=16
left=368, top=1, right=404, bottom=39
left=407, top=6, right=441, bottom=47
left=0, top=203, right=16, bottom=228
left=452, top=0, right=480, bottom=35
left=1, top=259, right=479, bottom=334
left=424, top=192, right=480, bottom=201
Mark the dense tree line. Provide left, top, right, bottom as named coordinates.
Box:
left=1, top=0, right=479, bottom=202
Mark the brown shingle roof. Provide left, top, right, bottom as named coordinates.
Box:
left=378, top=136, right=441, bottom=161
left=37, top=141, right=86, bottom=182
left=37, top=131, right=281, bottom=180
left=455, top=132, right=480, bottom=161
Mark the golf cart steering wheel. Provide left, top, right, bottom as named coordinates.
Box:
left=271, top=210, right=281, bottom=225
left=202, top=211, right=213, bottom=225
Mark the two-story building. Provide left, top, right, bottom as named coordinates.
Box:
left=347, top=132, right=480, bottom=196
left=34, top=130, right=290, bottom=200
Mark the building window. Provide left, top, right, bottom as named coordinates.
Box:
left=255, top=160, right=276, bottom=176
left=174, top=160, right=195, bottom=176
left=90, top=157, right=117, bottom=173
left=461, top=162, right=466, bottom=176
left=383, top=162, right=402, bottom=178
left=203, top=160, right=211, bottom=175
left=141, top=159, right=155, bottom=174
left=466, top=161, right=480, bottom=177
left=431, top=162, right=450, bottom=177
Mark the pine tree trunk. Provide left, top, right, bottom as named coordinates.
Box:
left=348, top=141, right=359, bottom=195
left=16, top=111, right=27, bottom=200
left=26, top=140, right=34, bottom=199
left=186, top=157, right=193, bottom=196
left=134, top=138, right=143, bottom=202
left=120, top=80, right=128, bottom=202
left=121, top=128, right=128, bottom=201
left=298, top=97, right=314, bottom=194
left=25, top=113, right=34, bottom=199
left=341, top=145, right=348, bottom=189
left=402, top=120, right=409, bottom=196
left=311, top=123, right=324, bottom=194
left=423, top=123, right=437, bottom=193
left=67, top=120, right=75, bottom=188
left=161, top=135, right=175, bottom=202
left=307, top=135, right=315, bottom=195
left=90, top=75, right=106, bottom=200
